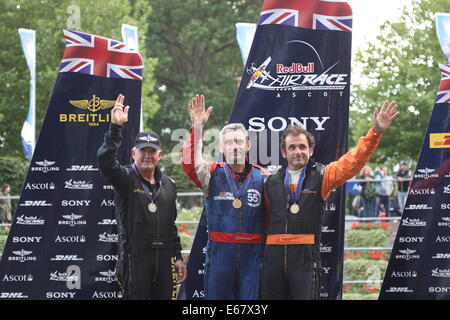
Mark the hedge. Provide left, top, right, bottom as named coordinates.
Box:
left=343, top=222, right=396, bottom=300
left=346, top=227, right=392, bottom=248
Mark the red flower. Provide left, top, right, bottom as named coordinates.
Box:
left=362, top=284, right=379, bottom=293
left=368, top=251, right=386, bottom=260
left=343, top=285, right=350, bottom=291
left=351, top=222, right=362, bottom=229
left=179, top=224, right=193, bottom=236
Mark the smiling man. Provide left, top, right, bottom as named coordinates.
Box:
left=261, top=100, right=399, bottom=300
left=97, top=94, right=186, bottom=300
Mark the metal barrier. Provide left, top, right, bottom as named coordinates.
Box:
left=0, top=196, right=20, bottom=200
left=343, top=280, right=383, bottom=284
left=0, top=190, right=402, bottom=290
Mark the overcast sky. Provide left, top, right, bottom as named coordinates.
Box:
left=345, top=0, right=414, bottom=84
left=346, top=0, right=413, bottom=53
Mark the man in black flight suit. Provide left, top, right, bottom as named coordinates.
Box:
left=97, top=94, right=187, bottom=300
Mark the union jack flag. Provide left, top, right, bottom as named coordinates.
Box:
left=258, top=0, right=352, bottom=32
left=436, top=64, right=450, bottom=103
left=59, top=30, right=143, bottom=81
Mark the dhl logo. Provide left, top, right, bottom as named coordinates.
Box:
left=430, top=133, right=450, bottom=148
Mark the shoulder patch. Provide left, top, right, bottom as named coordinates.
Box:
left=272, top=165, right=283, bottom=175
left=167, top=176, right=176, bottom=185
left=252, top=164, right=271, bottom=176
left=313, top=162, right=325, bottom=175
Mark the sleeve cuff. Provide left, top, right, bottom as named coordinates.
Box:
left=369, top=127, right=383, bottom=136
left=111, top=123, right=122, bottom=130
left=193, top=121, right=203, bottom=130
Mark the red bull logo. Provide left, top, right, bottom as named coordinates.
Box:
left=276, top=63, right=314, bottom=74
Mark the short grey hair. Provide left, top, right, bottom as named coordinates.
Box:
left=219, top=123, right=248, bottom=145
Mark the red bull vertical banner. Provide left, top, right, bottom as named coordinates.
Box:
left=182, top=0, right=352, bottom=300
left=0, top=30, right=142, bottom=300
left=379, top=14, right=450, bottom=300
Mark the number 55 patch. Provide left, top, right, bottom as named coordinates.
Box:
left=246, top=189, right=261, bottom=208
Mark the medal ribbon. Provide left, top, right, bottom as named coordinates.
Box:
left=284, top=167, right=306, bottom=204
left=223, top=164, right=252, bottom=204
left=132, top=164, right=161, bottom=204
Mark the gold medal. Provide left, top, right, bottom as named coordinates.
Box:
left=232, top=198, right=243, bottom=209
left=290, top=203, right=300, bottom=214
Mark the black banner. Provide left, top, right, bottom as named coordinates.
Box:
left=379, top=63, right=450, bottom=300
left=182, top=0, right=352, bottom=299
left=0, top=30, right=142, bottom=300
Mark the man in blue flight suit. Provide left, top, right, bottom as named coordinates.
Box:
left=182, top=94, right=269, bottom=300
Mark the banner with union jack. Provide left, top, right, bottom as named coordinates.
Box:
left=379, top=16, right=450, bottom=300
left=259, top=0, right=352, bottom=31
left=182, top=0, right=352, bottom=300
left=0, top=30, right=142, bottom=300
left=60, top=29, right=143, bottom=80
left=436, top=64, right=450, bottom=104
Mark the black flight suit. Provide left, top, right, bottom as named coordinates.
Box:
left=261, top=162, right=324, bottom=300
left=97, top=123, right=182, bottom=300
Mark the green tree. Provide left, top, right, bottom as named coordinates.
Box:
left=0, top=0, right=158, bottom=158
left=145, top=0, right=261, bottom=137
left=351, top=0, right=449, bottom=165
left=0, top=157, right=30, bottom=196
left=143, top=0, right=261, bottom=191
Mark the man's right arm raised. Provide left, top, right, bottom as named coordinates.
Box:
left=97, top=94, right=130, bottom=189
left=181, top=95, right=214, bottom=196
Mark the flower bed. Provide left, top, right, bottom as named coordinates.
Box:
left=343, top=222, right=394, bottom=300
left=0, top=227, right=10, bottom=257
left=176, top=206, right=202, bottom=261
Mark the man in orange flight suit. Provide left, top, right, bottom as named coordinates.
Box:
left=261, top=100, right=399, bottom=300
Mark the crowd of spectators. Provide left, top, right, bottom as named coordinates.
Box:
left=352, top=162, right=412, bottom=218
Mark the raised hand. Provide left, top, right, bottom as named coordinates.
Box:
left=188, top=94, right=213, bottom=125
left=111, top=94, right=129, bottom=125
left=372, top=100, right=399, bottom=133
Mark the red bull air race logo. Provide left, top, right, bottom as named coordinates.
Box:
left=246, top=40, right=348, bottom=98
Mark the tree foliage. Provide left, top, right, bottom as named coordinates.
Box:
left=0, top=157, right=30, bottom=195
left=351, top=0, right=449, bottom=165
left=144, top=0, right=261, bottom=138
left=142, top=0, right=262, bottom=191
left=0, top=0, right=158, bottom=158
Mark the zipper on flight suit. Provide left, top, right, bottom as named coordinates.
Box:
left=152, top=183, right=160, bottom=283
left=284, top=212, right=288, bottom=278
left=236, top=206, right=242, bottom=277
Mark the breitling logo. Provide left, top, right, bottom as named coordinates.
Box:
left=60, top=94, right=114, bottom=126
left=139, top=135, right=158, bottom=143
left=69, top=95, right=115, bottom=113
